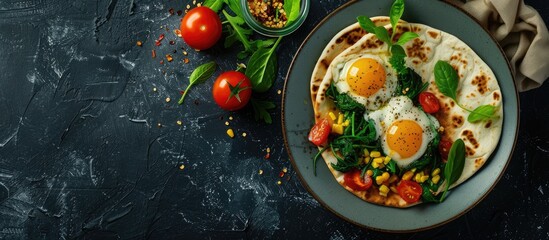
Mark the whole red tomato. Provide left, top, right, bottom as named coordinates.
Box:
left=212, top=71, right=252, bottom=111
left=180, top=6, right=222, bottom=50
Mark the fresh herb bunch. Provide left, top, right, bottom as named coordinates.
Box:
left=434, top=60, right=499, bottom=123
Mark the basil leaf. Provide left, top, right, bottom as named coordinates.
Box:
left=178, top=61, right=217, bottom=105
left=444, top=139, right=465, bottom=186
left=434, top=60, right=459, bottom=101
left=357, top=16, right=376, bottom=33
left=468, top=105, right=497, bottom=123
left=396, top=31, right=419, bottom=46
left=390, top=0, right=405, bottom=38
left=285, top=0, right=301, bottom=25
left=389, top=45, right=406, bottom=75
left=203, top=0, right=224, bottom=12
left=245, top=37, right=282, bottom=93
left=374, top=26, right=391, bottom=46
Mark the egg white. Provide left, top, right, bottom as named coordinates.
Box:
left=365, top=96, right=440, bottom=168
left=331, top=53, right=398, bottom=111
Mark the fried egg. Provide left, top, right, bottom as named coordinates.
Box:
left=332, top=54, right=398, bottom=111
left=366, top=96, right=440, bottom=168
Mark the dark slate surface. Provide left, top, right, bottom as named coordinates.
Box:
left=0, top=0, right=548, bottom=239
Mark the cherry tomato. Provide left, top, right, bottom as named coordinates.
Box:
left=308, top=118, right=331, bottom=146
left=343, top=169, right=373, bottom=191
left=180, top=6, right=222, bottom=50
left=418, top=92, right=441, bottom=113
left=212, top=71, right=252, bottom=111
left=439, top=138, right=453, bottom=161
left=396, top=180, right=423, bottom=203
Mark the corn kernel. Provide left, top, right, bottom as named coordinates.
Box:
left=329, top=112, right=337, bottom=121
left=372, top=161, right=379, bottom=169
left=432, top=168, right=441, bottom=176
left=376, top=176, right=385, bottom=185
left=390, top=186, right=398, bottom=193
left=343, top=120, right=350, bottom=127
left=402, top=171, right=414, bottom=181
left=363, top=149, right=370, bottom=157
left=370, top=151, right=381, bottom=158
left=337, top=113, right=344, bottom=124
left=384, top=156, right=391, bottom=165
left=420, top=175, right=429, bottom=183
left=332, top=124, right=343, bottom=135
left=382, top=172, right=390, bottom=180
left=366, top=170, right=373, bottom=176
left=374, top=157, right=384, bottom=164
left=411, top=168, right=417, bottom=173
left=364, top=156, right=371, bottom=164
left=432, top=175, right=441, bottom=184
left=415, top=173, right=423, bottom=182
left=379, top=185, right=390, bottom=196
left=226, top=129, right=235, bottom=138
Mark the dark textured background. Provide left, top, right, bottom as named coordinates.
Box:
left=0, top=0, right=548, bottom=239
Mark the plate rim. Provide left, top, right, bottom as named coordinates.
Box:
left=281, top=0, right=520, bottom=233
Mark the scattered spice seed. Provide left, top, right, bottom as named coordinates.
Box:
left=258, top=169, right=263, bottom=175
left=165, top=97, right=171, bottom=103
left=279, top=171, right=285, bottom=178
left=136, top=41, right=143, bottom=46
left=179, top=164, right=185, bottom=170
left=169, top=40, right=175, bottom=45
left=177, top=120, right=182, bottom=125
left=157, top=123, right=162, bottom=128
left=277, top=180, right=282, bottom=185
left=182, top=51, right=188, bottom=55
left=169, top=8, right=175, bottom=15
left=264, top=152, right=270, bottom=159
left=242, top=132, right=247, bottom=137
left=277, top=89, right=282, bottom=95
left=193, top=0, right=196, bottom=5
left=153, top=87, right=157, bottom=92
left=186, top=4, right=190, bottom=9
left=177, top=10, right=183, bottom=16
left=183, top=58, right=190, bottom=64
left=282, top=167, right=288, bottom=173
left=197, top=3, right=202, bottom=7
left=225, top=121, right=229, bottom=126
left=166, top=54, right=173, bottom=62
left=174, top=29, right=182, bottom=38
left=160, top=60, right=164, bottom=64
left=266, top=147, right=271, bottom=153
left=229, top=116, right=234, bottom=121
left=152, top=50, right=156, bottom=58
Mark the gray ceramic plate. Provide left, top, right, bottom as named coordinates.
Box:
left=282, top=0, right=519, bottom=232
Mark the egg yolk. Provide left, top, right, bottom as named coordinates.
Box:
left=386, top=120, right=423, bottom=159
left=346, top=58, right=386, bottom=97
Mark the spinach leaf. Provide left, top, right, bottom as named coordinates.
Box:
left=434, top=60, right=459, bottom=101
left=444, top=139, right=465, bottom=185
left=178, top=61, right=217, bottom=105
left=468, top=105, right=498, bottom=123
left=396, top=67, right=428, bottom=100
left=389, top=0, right=405, bottom=39
left=325, top=83, right=365, bottom=113
left=386, top=160, right=399, bottom=175
left=245, top=37, right=282, bottom=92
left=203, top=0, right=224, bottom=12
left=284, top=0, right=301, bottom=25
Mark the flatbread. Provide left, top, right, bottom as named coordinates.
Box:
left=311, top=19, right=503, bottom=207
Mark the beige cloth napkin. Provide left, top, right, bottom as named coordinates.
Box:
left=448, top=0, right=549, bottom=91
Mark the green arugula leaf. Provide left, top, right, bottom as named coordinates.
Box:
left=468, top=105, right=498, bottom=123
left=203, top=0, right=224, bottom=12
left=223, top=0, right=243, bottom=19
left=245, top=37, right=282, bottom=93
left=250, top=98, right=276, bottom=124
left=285, top=0, right=301, bottom=25
left=178, top=61, right=217, bottom=105
left=357, top=16, right=376, bottom=33
left=223, top=10, right=253, bottom=55
left=434, top=60, right=459, bottom=101
left=396, top=31, right=419, bottom=46
left=390, top=0, right=405, bottom=39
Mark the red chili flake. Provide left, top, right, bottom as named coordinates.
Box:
left=169, top=40, right=175, bottom=45
left=155, top=40, right=161, bottom=46
left=152, top=50, right=156, bottom=58
left=183, top=58, right=189, bottom=64
left=278, top=171, right=285, bottom=178
left=174, top=29, right=182, bottom=38
left=177, top=10, right=183, bottom=16
left=169, top=8, right=175, bottom=15
left=160, top=60, right=164, bottom=64
left=155, top=34, right=165, bottom=46
left=264, top=153, right=270, bottom=159
left=166, top=54, right=173, bottom=62
left=180, top=90, right=185, bottom=95
left=158, top=34, right=165, bottom=41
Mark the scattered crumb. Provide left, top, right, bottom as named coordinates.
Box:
left=266, top=147, right=271, bottom=153
left=229, top=116, right=234, bottom=121
left=282, top=167, right=288, bottom=173
left=157, top=123, right=162, bottom=128
left=225, top=121, right=229, bottom=126
left=184, top=58, right=189, bottom=64
left=242, top=132, right=247, bottom=137
left=136, top=41, right=143, bottom=46
left=277, top=89, right=282, bottom=95
left=165, top=97, right=171, bottom=103
left=153, top=87, right=157, bottom=92
left=186, top=4, right=190, bottom=9
left=177, top=120, right=182, bottom=126
left=179, top=164, right=185, bottom=170
left=258, top=169, right=263, bottom=175
left=277, top=180, right=282, bottom=185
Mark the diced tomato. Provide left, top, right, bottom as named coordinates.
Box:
left=439, top=138, right=453, bottom=161
left=343, top=169, right=373, bottom=191
left=418, top=92, right=441, bottom=113
left=308, top=118, right=331, bottom=146
left=396, top=180, right=423, bottom=203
